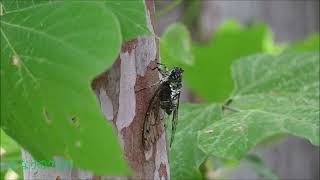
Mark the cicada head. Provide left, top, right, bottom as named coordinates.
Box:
left=169, top=67, right=184, bottom=82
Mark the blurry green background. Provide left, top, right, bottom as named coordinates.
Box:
left=156, top=0, right=319, bottom=179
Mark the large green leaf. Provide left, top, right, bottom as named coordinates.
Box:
left=105, top=0, right=150, bottom=42
left=198, top=52, right=319, bottom=159
left=171, top=52, right=319, bottom=178
left=1, top=0, right=148, bottom=175
left=161, top=23, right=194, bottom=66
left=1, top=0, right=150, bottom=43
left=168, top=104, right=222, bottom=179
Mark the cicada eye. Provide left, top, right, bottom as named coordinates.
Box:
left=174, top=67, right=184, bottom=74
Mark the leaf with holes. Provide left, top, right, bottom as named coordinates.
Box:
left=1, top=0, right=149, bottom=175
left=198, top=52, right=319, bottom=160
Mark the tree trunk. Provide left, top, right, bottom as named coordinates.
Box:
left=22, top=0, right=170, bottom=179
left=93, top=0, right=170, bottom=179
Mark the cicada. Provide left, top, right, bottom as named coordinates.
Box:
left=141, top=63, right=184, bottom=150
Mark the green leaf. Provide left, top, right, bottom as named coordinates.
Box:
left=198, top=52, right=319, bottom=160
left=289, top=33, right=319, bottom=52
left=169, top=104, right=222, bottom=179
left=105, top=0, right=150, bottom=42
left=1, top=0, right=149, bottom=175
left=184, top=21, right=277, bottom=102
left=161, top=23, right=194, bottom=66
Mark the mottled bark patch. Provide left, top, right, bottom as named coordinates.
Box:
left=154, top=133, right=170, bottom=180
left=121, top=39, right=138, bottom=54
left=158, top=163, right=168, bottom=180
left=116, top=50, right=137, bottom=131
left=135, top=36, right=156, bottom=76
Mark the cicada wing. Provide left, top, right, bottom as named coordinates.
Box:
left=170, top=92, right=180, bottom=147
left=143, top=83, right=165, bottom=150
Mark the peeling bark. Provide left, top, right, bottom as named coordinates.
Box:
left=22, top=1, right=169, bottom=179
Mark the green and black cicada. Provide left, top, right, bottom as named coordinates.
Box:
left=140, top=62, right=183, bottom=150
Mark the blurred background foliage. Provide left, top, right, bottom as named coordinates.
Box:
left=156, top=0, right=319, bottom=179
left=161, top=21, right=319, bottom=102
left=162, top=20, right=284, bottom=102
